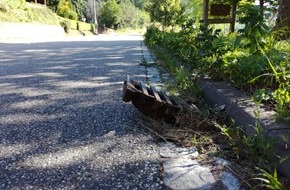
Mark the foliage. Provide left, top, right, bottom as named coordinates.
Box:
left=182, top=0, right=203, bottom=20
left=99, top=0, right=123, bottom=29
left=72, top=0, right=87, bottom=20
left=144, top=2, right=289, bottom=188
left=1, top=0, right=25, bottom=10
left=59, top=16, right=93, bottom=31
left=236, top=2, right=270, bottom=54
left=254, top=167, right=287, bottom=190
left=47, top=0, right=59, bottom=12
left=133, top=0, right=148, bottom=10
left=174, top=66, right=198, bottom=94
left=213, top=120, right=287, bottom=188
left=0, top=1, right=59, bottom=25
left=146, top=0, right=183, bottom=30
left=234, top=2, right=290, bottom=120
left=276, top=0, right=290, bottom=38
left=60, top=19, right=71, bottom=33
left=119, top=0, right=149, bottom=29
left=216, top=122, right=277, bottom=168
left=57, top=0, right=78, bottom=20
left=144, top=0, right=290, bottom=120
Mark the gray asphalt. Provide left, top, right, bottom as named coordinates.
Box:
left=0, top=35, right=166, bottom=190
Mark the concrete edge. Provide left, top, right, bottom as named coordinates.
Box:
left=196, top=78, right=290, bottom=179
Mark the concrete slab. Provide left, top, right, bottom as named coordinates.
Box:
left=163, top=159, right=216, bottom=190
left=159, top=142, right=199, bottom=159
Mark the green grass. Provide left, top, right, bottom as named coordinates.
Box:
left=0, top=2, right=59, bottom=25
left=59, top=17, right=93, bottom=31
left=0, top=1, right=92, bottom=32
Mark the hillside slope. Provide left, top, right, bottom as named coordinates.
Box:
left=0, top=1, right=59, bottom=25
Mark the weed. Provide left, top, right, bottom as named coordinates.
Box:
left=254, top=167, right=287, bottom=190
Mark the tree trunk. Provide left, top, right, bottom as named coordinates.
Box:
left=276, top=0, right=290, bottom=38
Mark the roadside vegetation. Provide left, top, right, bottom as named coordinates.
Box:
left=0, top=0, right=149, bottom=33
left=0, top=0, right=59, bottom=25
left=1, top=0, right=289, bottom=188
left=143, top=0, right=290, bottom=189
left=145, top=0, right=290, bottom=121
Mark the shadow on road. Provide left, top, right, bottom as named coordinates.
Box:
left=0, top=39, right=165, bottom=189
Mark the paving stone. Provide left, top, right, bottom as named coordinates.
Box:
left=220, top=172, right=240, bottom=190
left=159, top=142, right=199, bottom=159
left=213, top=157, right=231, bottom=166
left=163, top=158, right=216, bottom=190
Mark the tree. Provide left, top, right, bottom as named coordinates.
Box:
left=276, top=0, right=290, bottom=37
left=119, top=0, right=149, bottom=29
left=99, top=0, right=122, bottom=28
left=57, top=0, right=78, bottom=20
left=146, top=0, right=182, bottom=30
left=133, top=0, right=148, bottom=10
left=47, top=0, right=59, bottom=12
left=120, top=0, right=138, bottom=28
left=182, top=0, right=203, bottom=20
left=71, top=0, right=87, bottom=20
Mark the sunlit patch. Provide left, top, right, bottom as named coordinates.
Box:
left=0, top=82, right=16, bottom=88
left=109, top=69, right=125, bottom=73
left=24, top=49, right=50, bottom=52
left=89, top=76, right=110, bottom=81
left=0, top=113, right=60, bottom=125
left=43, top=65, right=75, bottom=70
left=0, top=143, right=36, bottom=158
left=51, top=81, right=122, bottom=89
left=19, top=144, right=96, bottom=169
left=106, top=63, right=132, bottom=66
left=0, top=58, right=12, bottom=62
left=10, top=100, right=49, bottom=109
left=35, top=72, right=65, bottom=78
left=0, top=74, right=35, bottom=79
left=20, top=88, right=53, bottom=97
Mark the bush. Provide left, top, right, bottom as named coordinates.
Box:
left=0, top=3, right=8, bottom=12
left=68, top=10, right=77, bottom=20
left=60, top=20, right=71, bottom=33
left=57, top=0, right=77, bottom=20
left=99, top=0, right=123, bottom=29
left=144, top=15, right=290, bottom=120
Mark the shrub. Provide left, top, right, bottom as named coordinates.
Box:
left=60, top=20, right=71, bottom=33
left=57, top=0, right=77, bottom=20
left=0, top=3, right=8, bottom=12
left=99, top=0, right=123, bottom=29
left=68, top=10, right=77, bottom=20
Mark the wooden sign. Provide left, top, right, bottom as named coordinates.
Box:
left=210, top=4, right=231, bottom=16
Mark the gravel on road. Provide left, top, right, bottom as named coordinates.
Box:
left=0, top=35, right=168, bottom=189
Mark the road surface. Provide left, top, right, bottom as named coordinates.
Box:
left=0, top=35, right=166, bottom=189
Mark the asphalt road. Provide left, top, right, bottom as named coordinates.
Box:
left=0, top=35, right=166, bottom=189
